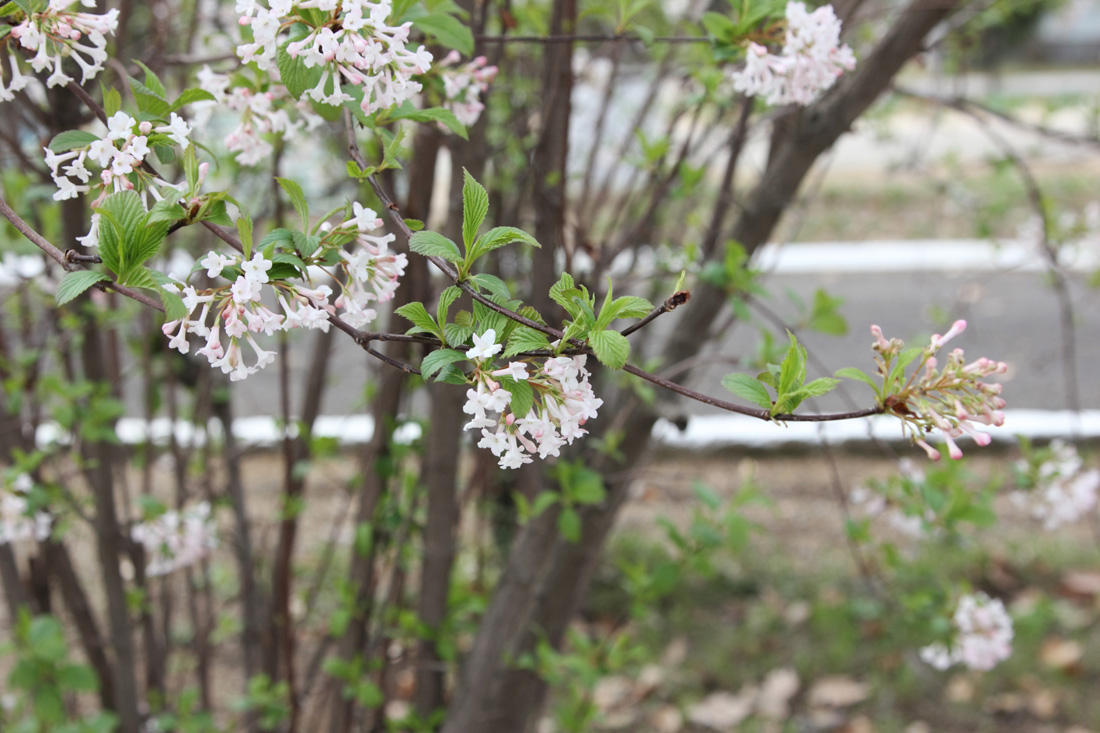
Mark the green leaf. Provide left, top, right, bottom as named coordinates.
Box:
left=420, top=348, right=466, bottom=380
left=290, top=230, right=322, bottom=258
left=56, top=270, right=110, bottom=306
left=777, top=331, right=807, bottom=396
left=587, top=329, right=630, bottom=370
left=503, top=326, right=551, bottom=358
left=413, top=12, right=474, bottom=55
left=147, top=199, right=185, bottom=224
left=276, top=177, right=310, bottom=231
left=701, top=11, right=736, bottom=40
left=558, top=507, right=581, bottom=543
left=801, top=377, right=840, bottom=398
left=94, top=190, right=146, bottom=276
left=469, top=226, right=540, bottom=261
left=571, top=471, right=606, bottom=505
left=721, top=373, right=773, bottom=410
left=57, top=664, right=99, bottom=692
left=409, top=231, right=462, bottom=262
left=549, top=272, right=577, bottom=310
left=468, top=273, right=511, bottom=300
left=387, top=103, right=468, bottom=139
left=169, top=88, right=216, bottom=112
left=102, top=84, right=122, bottom=118
left=47, top=130, right=99, bottom=153
left=461, top=168, right=489, bottom=252
left=444, top=321, right=474, bottom=347
left=237, top=215, right=254, bottom=260
left=500, top=377, right=533, bottom=418
left=131, top=59, right=166, bottom=98
left=394, top=302, right=440, bottom=337
left=530, top=491, right=560, bottom=517
left=436, top=285, right=462, bottom=330
left=601, top=295, right=653, bottom=324
left=835, top=366, right=879, bottom=389
left=277, top=42, right=315, bottom=99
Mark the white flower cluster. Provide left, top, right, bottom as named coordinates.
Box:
left=730, top=1, right=855, bottom=106
left=462, top=331, right=604, bottom=469
left=193, top=65, right=324, bottom=166
left=235, top=0, right=432, bottom=115
left=163, top=204, right=404, bottom=380
left=872, top=320, right=1007, bottom=461
left=131, top=501, right=217, bottom=577
left=0, top=475, right=50, bottom=545
left=920, top=592, right=1014, bottom=671
left=438, top=50, right=497, bottom=127
left=1010, top=440, right=1099, bottom=530
left=43, top=110, right=191, bottom=202
left=2, top=0, right=118, bottom=98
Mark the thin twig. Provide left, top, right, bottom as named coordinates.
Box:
left=620, top=291, right=690, bottom=337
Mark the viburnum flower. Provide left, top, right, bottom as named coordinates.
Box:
left=5, top=0, right=119, bottom=93
left=0, top=475, right=51, bottom=545
left=163, top=204, right=402, bottom=379
left=437, top=50, right=498, bottom=127
left=1010, top=440, right=1100, bottom=530
left=461, top=341, right=604, bottom=469
left=131, top=501, right=218, bottom=577
left=870, top=320, right=1007, bottom=461
left=920, top=593, right=1013, bottom=671
left=234, top=0, right=432, bottom=116
left=729, top=2, right=855, bottom=106
left=43, top=110, right=190, bottom=205
left=191, top=65, right=324, bottom=166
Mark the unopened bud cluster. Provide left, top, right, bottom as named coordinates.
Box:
left=438, top=50, right=498, bottom=127
left=462, top=331, right=603, bottom=469
left=872, top=320, right=1007, bottom=461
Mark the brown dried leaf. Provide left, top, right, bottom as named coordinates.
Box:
left=808, top=676, right=870, bottom=708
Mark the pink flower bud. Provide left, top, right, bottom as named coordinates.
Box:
left=931, top=319, right=967, bottom=349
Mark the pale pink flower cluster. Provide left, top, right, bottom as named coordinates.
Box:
left=0, top=475, right=51, bottom=545
left=730, top=1, right=855, bottom=106
left=462, top=331, right=603, bottom=469
left=872, top=320, right=1007, bottom=461
left=1010, top=440, right=1099, bottom=530
left=235, top=0, right=432, bottom=115
left=920, top=593, right=1013, bottom=671
left=437, top=50, right=498, bottom=127
left=162, top=204, right=401, bottom=379
left=193, top=65, right=323, bottom=166
left=331, top=203, right=407, bottom=326
left=3, top=0, right=118, bottom=96
left=131, top=501, right=217, bottom=577
left=43, top=110, right=191, bottom=202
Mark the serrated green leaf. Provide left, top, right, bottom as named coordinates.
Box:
left=94, top=190, right=146, bottom=276
left=131, top=59, right=166, bottom=98
left=801, top=377, right=840, bottom=398
left=461, top=168, right=489, bottom=252
left=277, top=42, right=316, bottom=99
left=237, top=215, right=253, bottom=259
left=500, top=377, right=534, bottom=418
left=103, top=84, right=122, bottom=117
left=409, top=230, right=462, bottom=262
left=604, top=295, right=653, bottom=322
left=413, top=12, right=474, bottom=55
left=420, top=348, right=466, bottom=380
left=549, top=272, right=577, bottom=310
left=56, top=270, right=110, bottom=306
left=835, top=366, right=878, bottom=389
left=444, top=321, right=474, bottom=346
left=147, top=199, right=185, bottom=224
left=276, top=177, right=310, bottom=231
left=468, top=272, right=511, bottom=300
left=395, top=302, right=440, bottom=337
left=437, top=285, right=462, bottom=329
left=48, top=130, right=99, bottom=153
left=721, top=373, right=773, bottom=410
left=169, top=87, right=216, bottom=112
left=777, top=331, right=806, bottom=396
left=503, top=327, right=551, bottom=358
left=587, top=329, right=630, bottom=370
left=435, top=364, right=468, bottom=385
left=469, top=226, right=540, bottom=262
left=387, top=102, right=468, bottom=139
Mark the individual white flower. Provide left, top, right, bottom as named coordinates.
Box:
left=200, top=251, right=237, bottom=278
left=155, top=112, right=192, bottom=149
left=241, top=253, right=272, bottom=283
left=466, top=329, right=502, bottom=360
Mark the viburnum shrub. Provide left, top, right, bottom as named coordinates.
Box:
left=0, top=0, right=1045, bottom=730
